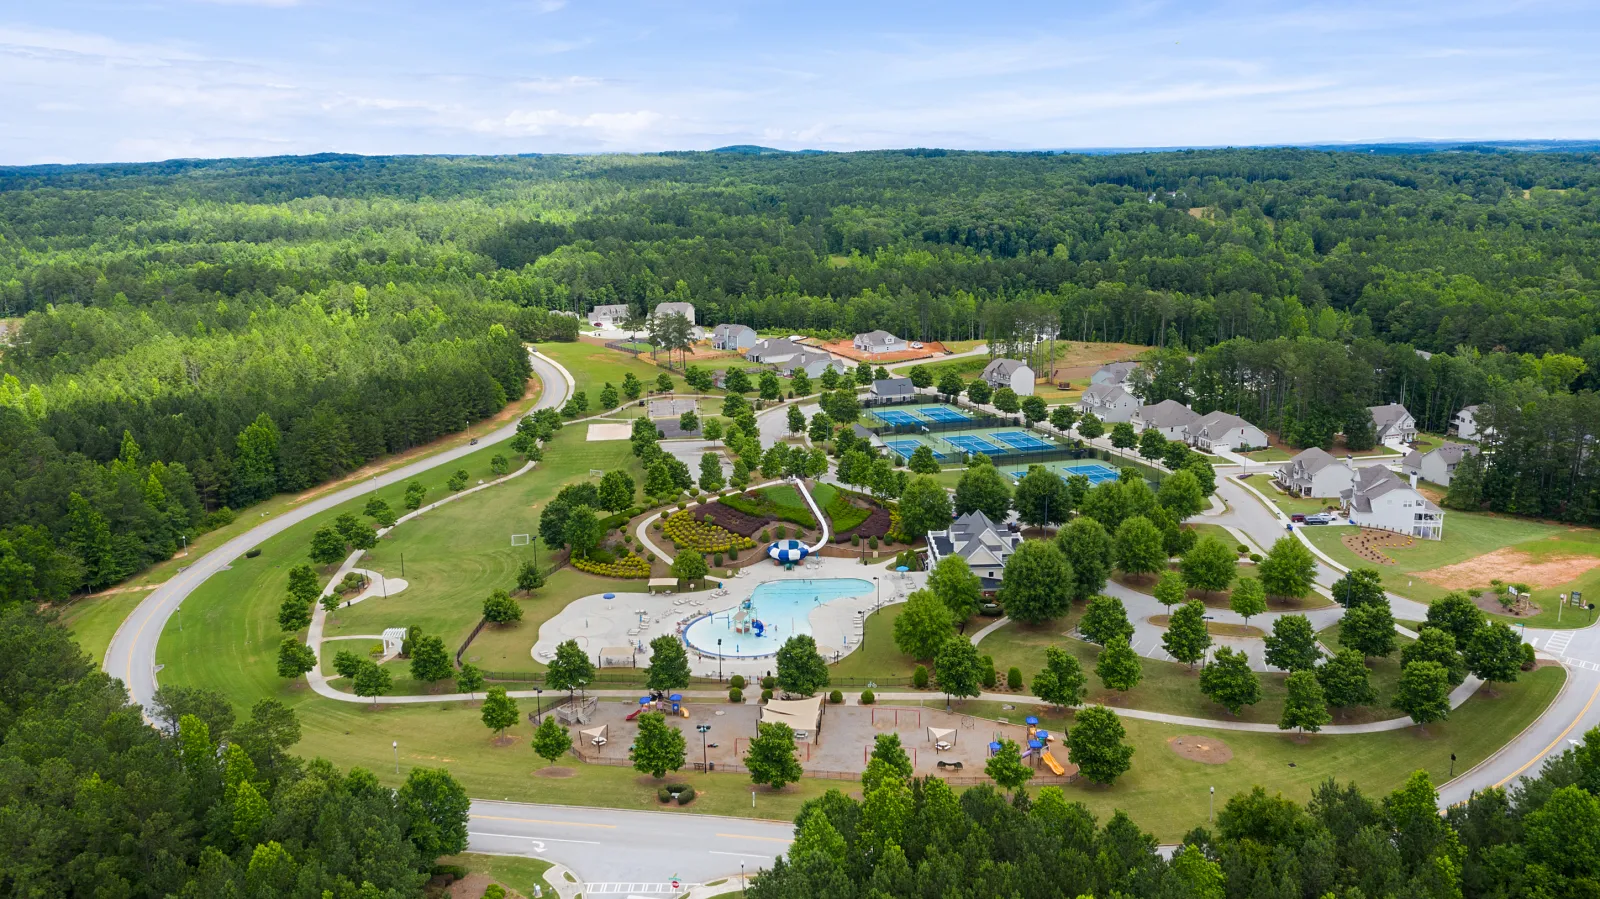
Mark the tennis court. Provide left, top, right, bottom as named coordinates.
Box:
left=992, top=431, right=1052, bottom=450
left=884, top=438, right=936, bottom=460
left=918, top=406, right=972, bottom=423
left=944, top=434, right=1006, bottom=456
left=874, top=409, right=924, bottom=426
left=1003, top=461, right=1122, bottom=485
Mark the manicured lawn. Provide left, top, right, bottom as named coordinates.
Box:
left=828, top=604, right=920, bottom=683
left=59, top=589, right=150, bottom=664
left=537, top=340, right=703, bottom=404
left=1243, top=474, right=1336, bottom=517
left=1302, top=513, right=1600, bottom=628
left=437, top=853, right=555, bottom=899
left=1238, top=447, right=1294, bottom=462
left=1187, top=523, right=1248, bottom=552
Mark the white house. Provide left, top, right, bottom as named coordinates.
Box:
left=1077, top=383, right=1140, bottom=423
left=1451, top=405, right=1492, bottom=442
left=652, top=301, right=696, bottom=325
left=1274, top=447, right=1355, bottom=498
left=1189, top=411, right=1268, bottom=452
left=1090, top=362, right=1139, bottom=386
left=1131, top=400, right=1199, bottom=441
left=589, top=303, right=631, bottom=326
left=853, top=330, right=901, bottom=354
left=1402, top=443, right=1480, bottom=487
left=745, top=338, right=804, bottom=365
left=980, top=358, right=1035, bottom=396
left=925, top=511, right=1023, bottom=594
left=711, top=324, right=758, bottom=352
left=869, top=377, right=916, bottom=401
left=1369, top=403, right=1417, bottom=450
left=1341, top=466, right=1444, bottom=539
left=783, top=350, right=848, bottom=380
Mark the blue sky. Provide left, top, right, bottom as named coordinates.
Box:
left=1, top=0, right=1596, bottom=164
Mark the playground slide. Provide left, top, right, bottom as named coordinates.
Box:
left=625, top=708, right=644, bottom=721
left=680, top=708, right=690, bottom=718
left=1040, top=749, right=1065, bottom=776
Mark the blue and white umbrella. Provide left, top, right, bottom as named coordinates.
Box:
left=767, top=539, right=810, bottom=563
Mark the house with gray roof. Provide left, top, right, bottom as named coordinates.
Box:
left=1340, top=465, right=1443, bottom=539
left=925, top=511, right=1023, bottom=593
left=1130, top=399, right=1199, bottom=441
left=1451, top=405, right=1492, bottom=442
left=1274, top=447, right=1355, bottom=498
left=783, top=350, right=848, bottom=379
left=1402, top=443, right=1480, bottom=487
left=980, top=358, right=1035, bottom=396
left=1189, top=411, right=1268, bottom=452
left=869, top=377, right=915, bottom=400
left=589, top=303, right=631, bottom=325
left=745, top=337, right=804, bottom=365
left=1076, top=383, right=1139, bottom=423
left=652, top=301, right=696, bottom=325
left=1090, top=361, right=1139, bottom=386
left=1369, top=403, right=1417, bottom=450
left=711, top=323, right=758, bottom=352
left=852, top=330, right=901, bottom=354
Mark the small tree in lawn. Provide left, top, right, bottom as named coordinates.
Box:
left=1425, top=591, right=1486, bottom=645
left=1112, top=516, right=1165, bottom=581
left=645, top=634, right=692, bottom=694
left=1394, top=660, right=1452, bottom=729
left=516, top=559, right=545, bottom=594
left=1259, top=536, right=1316, bottom=599
left=630, top=711, right=686, bottom=779
left=1096, top=636, right=1143, bottom=693
left=1021, top=395, right=1047, bottom=425
left=409, top=634, right=453, bottom=683
left=480, top=686, right=519, bottom=740
left=995, top=540, right=1073, bottom=624
left=1333, top=567, right=1388, bottom=608
left=1317, top=649, right=1377, bottom=711
left=1280, top=670, right=1331, bottom=735
left=746, top=722, right=804, bottom=790
left=364, top=496, right=397, bottom=527
left=671, top=551, right=709, bottom=589
left=1163, top=601, right=1212, bottom=669
left=1229, top=577, right=1267, bottom=627
left=309, top=526, right=346, bottom=566
left=985, top=738, right=1033, bottom=793
left=532, top=714, right=571, bottom=767
left=934, top=635, right=981, bottom=707
left=278, top=595, right=312, bottom=632
left=1199, top=647, right=1261, bottom=715
left=546, top=639, right=594, bottom=705
left=656, top=372, right=674, bottom=392
left=333, top=649, right=364, bottom=679
left=1465, top=621, right=1524, bottom=694
left=455, top=663, right=485, bottom=700
left=597, top=470, right=636, bottom=512
left=1080, top=594, right=1134, bottom=645
left=786, top=404, right=806, bottom=435
left=483, top=589, right=523, bottom=625
left=1340, top=601, right=1397, bottom=661
left=1263, top=614, right=1319, bottom=671
left=1066, top=706, right=1134, bottom=785
left=926, top=555, right=983, bottom=625
left=1077, top=413, right=1104, bottom=441
left=1049, top=404, right=1078, bottom=432
left=776, top=634, right=829, bottom=697
left=404, top=480, right=427, bottom=510
left=1138, top=427, right=1167, bottom=461
left=1109, top=421, right=1137, bottom=453
left=352, top=660, right=392, bottom=705
left=892, top=589, right=954, bottom=661
left=1032, top=645, right=1086, bottom=711
left=1153, top=570, right=1188, bottom=610
left=965, top=378, right=992, bottom=406
left=277, top=638, right=316, bottom=679
left=1180, top=537, right=1237, bottom=597
left=1402, top=627, right=1467, bottom=685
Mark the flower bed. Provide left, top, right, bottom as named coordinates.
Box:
left=571, top=550, right=651, bottom=578
left=824, top=492, right=873, bottom=533
left=697, top=501, right=768, bottom=537
left=719, top=487, right=818, bottom=529
left=839, top=505, right=892, bottom=539
left=663, top=511, right=756, bottom=554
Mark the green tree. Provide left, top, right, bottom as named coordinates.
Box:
left=1170, top=844, right=1225, bottom=899
left=996, top=540, right=1073, bottom=624
left=746, top=722, right=804, bottom=790
left=1264, top=614, right=1320, bottom=671
left=965, top=378, right=992, bottom=405
left=363, top=496, right=397, bottom=527
left=1259, top=536, right=1317, bottom=599
left=862, top=732, right=914, bottom=794
left=645, top=634, right=692, bottom=693
left=1341, top=601, right=1397, bottom=660
left=1199, top=647, right=1261, bottom=715
left=1056, top=516, right=1112, bottom=601
left=776, top=634, right=829, bottom=696
left=455, top=663, right=485, bottom=699
left=447, top=469, right=469, bottom=491
left=954, top=461, right=1012, bottom=520
left=1317, top=649, right=1378, bottom=708
left=702, top=418, right=724, bottom=442
left=937, top=372, right=965, bottom=402
left=599, top=382, right=619, bottom=409
left=1444, top=451, right=1485, bottom=510
left=893, top=588, right=955, bottom=661
left=896, top=475, right=953, bottom=539
left=480, top=686, right=520, bottom=738
left=232, top=412, right=283, bottom=506
left=630, top=711, right=686, bottom=779
left=724, top=368, right=751, bottom=394
left=1153, top=569, right=1188, bottom=609
left=759, top=371, right=782, bottom=401
left=934, top=635, right=982, bottom=704
left=597, top=470, right=636, bottom=512
left=546, top=638, right=594, bottom=702
left=1110, top=421, right=1137, bottom=452
left=1080, top=594, right=1134, bottom=645
left=1096, top=636, right=1143, bottom=692
left=1112, top=515, right=1165, bottom=579
left=1425, top=591, right=1486, bottom=645
left=908, top=365, right=934, bottom=389
left=993, top=387, right=1020, bottom=414
left=984, top=738, right=1033, bottom=792
left=621, top=372, right=643, bottom=400
left=791, top=369, right=812, bottom=396
left=482, top=589, right=523, bottom=624
left=1138, top=427, right=1168, bottom=460
left=1066, top=706, right=1135, bottom=785
left=516, top=559, right=545, bottom=593
left=1333, top=567, right=1388, bottom=608
left=671, top=550, right=709, bottom=588
left=855, top=361, right=874, bottom=386
left=531, top=715, right=571, bottom=766
left=276, top=638, right=316, bottom=678
left=1021, top=395, right=1048, bottom=425
left=1393, top=661, right=1452, bottom=727
left=906, top=444, right=941, bottom=474
left=1402, top=627, right=1466, bottom=684
left=563, top=505, right=603, bottom=559
left=1280, top=670, right=1332, bottom=733
left=1032, top=645, right=1087, bottom=710
left=1013, top=464, right=1071, bottom=529
left=1049, top=404, right=1078, bottom=432
left=1228, top=577, right=1268, bottom=626
left=404, top=480, right=427, bottom=510
left=278, top=595, right=312, bottom=632
left=1180, top=536, right=1237, bottom=596
left=1163, top=600, right=1212, bottom=668
left=352, top=659, right=392, bottom=705
left=398, top=767, right=471, bottom=857
left=926, top=555, right=983, bottom=624
left=309, top=526, right=346, bottom=566
left=698, top=453, right=725, bottom=492
left=408, top=634, right=452, bottom=682
left=1464, top=621, right=1524, bottom=690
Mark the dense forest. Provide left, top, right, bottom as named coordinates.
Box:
left=5, top=147, right=1600, bottom=600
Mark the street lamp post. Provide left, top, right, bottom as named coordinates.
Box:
left=697, top=724, right=711, bottom=773
left=393, top=741, right=399, bottom=775
left=873, top=576, right=880, bottom=611
left=717, top=638, right=724, bottom=681
left=535, top=688, right=544, bottom=722
left=1209, top=786, right=1215, bottom=822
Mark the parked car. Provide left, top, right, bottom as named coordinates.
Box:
left=469, top=438, right=478, bottom=445
left=980, top=602, right=1003, bottom=617
left=1304, top=513, right=1335, bottom=525
left=1290, top=513, right=1307, bottom=523
left=910, top=341, right=925, bottom=349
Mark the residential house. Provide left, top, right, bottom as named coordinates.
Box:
left=1076, top=383, right=1140, bottom=423
left=1340, top=466, right=1444, bottom=539
left=869, top=377, right=916, bottom=401
left=782, top=350, right=848, bottom=380
left=1131, top=400, right=1199, bottom=441
left=853, top=330, right=901, bottom=354
left=745, top=338, right=805, bottom=366
left=1090, top=362, right=1139, bottom=386
left=1451, top=405, right=1492, bottom=442
left=589, top=303, right=631, bottom=326
left=979, top=358, right=1035, bottom=396
left=1274, top=448, right=1355, bottom=498
left=711, top=324, right=758, bottom=352
left=549, top=310, right=579, bottom=319
left=1189, top=412, right=1268, bottom=452
left=1369, top=403, right=1417, bottom=450
left=925, top=511, right=1023, bottom=594
left=652, top=301, right=696, bottom=325
left=1402, top=443, right=1480, bottom=487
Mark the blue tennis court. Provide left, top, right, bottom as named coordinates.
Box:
left=944, top=434, right=1004, bottom=455
left=873, top=409, right=923, bottom=426
left=1004, top=461, right=1121, bottom=485
left=884, top=439, right=927, bottom=459
left=993, top=431, right=1052, bottom=450
left=919, top=406, right=972, bottom=423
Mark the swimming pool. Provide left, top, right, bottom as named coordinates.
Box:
left=682, top=578, right=874, bottom=659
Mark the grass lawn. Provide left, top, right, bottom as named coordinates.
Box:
left=1302, top=513, right=1600, bottom=628
left=437, top=853, right=555, bottom=899
left=537, top=340, right=705, bottom=404
left=1238, top=447, right=1294, bottom=462
left=1187, top=523, right=1247, bottom=551
left=59, top=589, right=150, bottom=664
left=828, top=604, right=921, bottom=682
left=1243, top=474, right=1336, bottom=517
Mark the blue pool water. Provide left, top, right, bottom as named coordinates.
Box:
left=683, top=578, right=874, bottom=658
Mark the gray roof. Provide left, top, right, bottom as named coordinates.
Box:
left=1341, top=464, right=1441, bottom=512
left=713, top=323, right=755, bottom=341
left=747, top=338, right=803, bottom=358
left=982, top=358, right=1029, bottom=379
left=871, top=376, right=914, bottom=396
left=1369, top=403, right=1413, bottom=439
left=1194, top=410, right=1257, bottom=436
left=1429, top=443, right=1480, bottom=464
left=1287, top=447, right=1341, bottom=475
left=1136, top=399, right=1198, bottom=429
left=1096, top=361, right=1139, bottom=384
left=856, top=329, right=898, bottom=345
left=929, top=511, right=1021, bottom=568
left=1081, top=383, right=1133, bottom=405
left=654, top=301, right=694, bottom=315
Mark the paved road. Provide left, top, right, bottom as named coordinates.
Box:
left=102, top=350, right=573, bottom=714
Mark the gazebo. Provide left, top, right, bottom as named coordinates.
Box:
left=380, top=627, right=408, bottom=658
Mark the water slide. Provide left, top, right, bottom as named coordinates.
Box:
left=1040, top=749, right=1066, bottom=776
left=789, top=476, right=832, bottom=552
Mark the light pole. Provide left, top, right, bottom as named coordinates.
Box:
left=535, top=688, right=544, bottom=722
left=393, top=741, right=399, bottom=775
left=697, top=724, right=711, bottom=773
left=741, top=862, right=746, bottom=892
left=176, top=605, right=182, bottom=632
left=717, top=639, right=723, bottom=681
left=1209, top=786, right=1214, bottom=822
left=873, top=576, right=880, bottom=611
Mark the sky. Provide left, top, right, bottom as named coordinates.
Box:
left=1, top=0, right=1596, bottom=165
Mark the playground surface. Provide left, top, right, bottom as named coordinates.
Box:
left=1002, top=460, right=1122, bottom=485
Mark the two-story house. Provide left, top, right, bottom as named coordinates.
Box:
left=711, top=324, right=758, bottom=352
left=589, top=303, right=631, bottom=326
left=1340, top=466, right=1444, bottom=539
left=979, top=358, right=1035, bottom=397
left=1076, top=384, right=1140, bottom=423
left=1451, top=405, right=1493, bottom=442
left=1402, top=443, right=1481, bottom=487
left=1189, top=411, right=1268, bottom=452
left=1090, top=362, right=1139, bottom=387
left=853, top=330, right=901, bottom=355
left=745, top=338, right=805, bottom=366
left=1130, top=400, right=1199, bottom=441
left=925, top=511, right=1023, bottom=594
left=1275, top=447, right=1355, bottom=498
left=1369, top=403, right=1417, bottom=450
left=651, top=301, right=696, bottom=325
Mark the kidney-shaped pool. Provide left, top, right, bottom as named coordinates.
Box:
left=682, top=577, right=874, bottom=658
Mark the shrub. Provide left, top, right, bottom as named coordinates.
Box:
left=980, top=655, right=997, bottom=689
left=1237, top=544, right=1249, bottom=554
left=761, top=688, right=774, bottom=703
left=761, top=676, right=776, bottom=689
left=869, top=536, right=879, bottom=550
left=1007, top=666, right=1023, bottom=690
left=912, top=665, right=929, bottom=688
left=761, top=529, right=771, bottom=542
left=689, top=488, right=700, bottom=498
left=570, top=551, right=651, bottom=579
left=730, top=674, right=746, bottom=689
left=654, top=520, right=664, bottom=530
left=676, top=790, right=696, bottom=805
left=657, top=787, right=673, bottom=803
left=661, top=511, right=755, bottom=555
left=852, top=534, right=861, bottom=547
left=729, top=547, right=740, bottom=560
left=483, top=887, right=506, bottom=899
left=776, top=525, right=788, bottom=540
left=829, top=689, right=844, bottom=704
left=729, top=687, right=744, bottom=703
left=714, top=552, right=723, bottom=566
left=860, top=690, right=876, bottom=705
left=1248, top=553, right=1263, bottom=563
left=244, top=548, right=261, bottom=559
left=678, top=501, right=689, bottom=511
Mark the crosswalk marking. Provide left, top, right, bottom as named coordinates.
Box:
left=1545, top=631, right=1574, bottom=657
left=583, top=883, right=698, bottom=895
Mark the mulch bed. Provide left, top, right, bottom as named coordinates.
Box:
left=696, top=502, right=768, bottom=537
left=838, top=504, right=893, bottom=539
left=1341, top=528, right=1414, bottom=565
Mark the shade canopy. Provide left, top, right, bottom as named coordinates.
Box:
left=928, top=726, right=956, bottom=744
left=580, top=725, right=607, bottom=742
left=759, top=695, right=822, bottom=733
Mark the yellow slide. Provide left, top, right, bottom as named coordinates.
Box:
left=680, top=707, right=690, bottom=718
left=1040, top=749, right=1065, bottom=776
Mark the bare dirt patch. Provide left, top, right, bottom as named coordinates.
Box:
left=1416, top=548, right=1600, bottom=591
left=533, top=766, right=576, bottom=778
left=1167, top=735, right=1232, bottom=764
left=443, top=873, right=499, bottom=898
left=1149, top=616, right=1264, bottom=638
left=490, top=735, right=519, bottom=748
left=1342, top=528, right=1415, bottom=565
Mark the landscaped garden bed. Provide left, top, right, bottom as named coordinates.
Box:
left=718, top=485, right=819, bottom=529
left=662, top=510, right=756, bottom=554
left=695, top=500, right=768, bottom=537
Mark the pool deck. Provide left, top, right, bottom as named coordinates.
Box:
left=530, top=554, right=925, bottom=677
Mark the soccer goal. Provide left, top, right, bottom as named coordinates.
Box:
left=510, top=534, right=531, bottom=546
left=589, top=469, right=605, bottom=478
